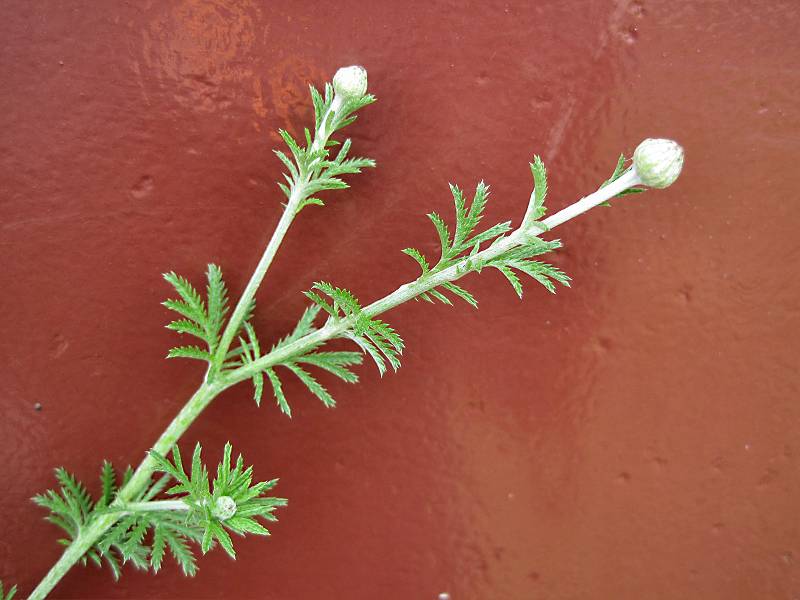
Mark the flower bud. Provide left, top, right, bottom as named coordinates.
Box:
left=332, top=65, right=368, bottom=100
left=633, top=138, right=684, bottom=188
left=213, top=495, right=237, bottom=520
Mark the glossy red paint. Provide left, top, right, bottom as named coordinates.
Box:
left=2, top=1, right=799, bottom=598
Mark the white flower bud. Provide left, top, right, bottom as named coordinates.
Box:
left=213, top=495, right=237, bottom=520
left=633, top=138, right=684, bottom=189
left=332, top=65, right=368, bottom=100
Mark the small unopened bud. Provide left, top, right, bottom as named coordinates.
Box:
left=633, top=138, right=684, bottom=189
left=213, top=495, right=237, bottom=520
left=333, top=65, right=368, bottom=100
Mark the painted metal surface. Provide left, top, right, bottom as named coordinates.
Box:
left=1, top=1, right=799, bottom=598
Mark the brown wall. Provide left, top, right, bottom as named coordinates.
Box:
left=2, top=1, right=799, bottom=598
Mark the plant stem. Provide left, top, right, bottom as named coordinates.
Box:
left=28, top=519, right=113, bottom=600
left=28, top=382, right=219, bottom=600
left=28, top=99, right=351, bottom=600
left=221, top=168, right=643, bottom=388
left=213, top=104, right=336, bottom=368
left=212, top=192, right=303, bottom=367
left=28, top=161, right=640, bottom=600
left=117, top=500, right=191, bottom=513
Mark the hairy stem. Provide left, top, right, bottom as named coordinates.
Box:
left=29, top=164, right=639, bottom=600
left=29, top=98, right=353, bottom=600
left=28, top=382, right=219, bottom=600
left=118, top=500, right=191, bottom=513
left=213, top=104, right=336, bottom=368
left=212, top=192, right=302, bottom=367
left=220, top=168, right=642, bottom=388
left=29, top=519, right=115, bottom=600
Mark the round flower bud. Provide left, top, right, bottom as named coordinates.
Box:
left=332, top=65, right=368, bottom=100
left=633, top=138, right=684, bottom=189
left=213, top=495, right=237, bottom=520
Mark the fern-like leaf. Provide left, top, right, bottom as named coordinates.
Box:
left=34, top=461, right=205, bottom=581
left=598, top=154, right=646, bottom=205
left=163, top=264, right=233, bottom=366
left=304, top=282, right=404, bottom=376
left=278, top=85, right=376, bottom=214
left=150, top=442, right=287, bottom=561
left=529, top=155, right=548, bottom=222
left=486, top=240, right=571, bottom=297
left=0, top=581, right=17, bottom=600
left=284, top=363, right=336, bottom=408
left=265, top=368, right=291, bottom=417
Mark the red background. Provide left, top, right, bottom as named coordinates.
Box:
left=2, top=1, right=799, bottom=598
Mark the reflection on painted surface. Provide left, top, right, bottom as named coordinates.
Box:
left=1, top=0, right=800, bottom=598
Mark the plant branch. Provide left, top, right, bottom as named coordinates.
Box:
left=27, top=382, right=219, bottom=600
left=220, top=168, right=643, bottom=388
left=115, top=500, right=191, bottom=514
left=28, top=88, right=377, bottom=600
left=212, top=104, right=337, bottom=370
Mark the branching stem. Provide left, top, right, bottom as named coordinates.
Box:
left=213, top=104, right=336, bottom=369
left=29, top=97, right=350, bottom=600
left=28, top=382, right=218, bottom=600
left=29, top=162, right=641, bottom=600
left=219, top=167, right=642, bottom=388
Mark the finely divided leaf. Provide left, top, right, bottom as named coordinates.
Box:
left=402, top=248, right=430, bottom=274
left=163, top=265, right=232, bottom=367
left=529, top=155, right=548, bottom=221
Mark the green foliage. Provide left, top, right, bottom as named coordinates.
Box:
left=598, top=154, right=646, bottom=206
left=33, top=461, right=202, bottom=579
left=234, top=302, right=368, bottom=415
left=403, top=160, right=571, bottom=301
left=484, top=239, right=571, bottom=297
left=227, top=158, right=576, bottom=414
left=276, top=83, right=376, bottom=214
left=34, top=446, right=285, bottom=580
left=237, top=322, right=265, bottom=406
left=150, top=443, right=286, bottom=559
left=528, top=155, right=549, bottom=223
left=0, top=581, right=16, bottom=600
left=96, top=473, right=203, bottom=578
left=403, top=181, right=512, bottom=308
left=161, top=74, right=380, bottom=416
left=163, top=264, right=230, bottom=368
left=35, top=462, right=134, bottom=578
left=305, top=282, right=404, bottom=376
left=33, top=466, right=107, bottom=569
left=23, top=59, right=664, bottom=597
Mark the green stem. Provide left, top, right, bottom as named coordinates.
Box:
left=213, top=103, right=337, bottom=368
left=28, top=88, right=364, bottom=599
left=28, top=115, right=639, bottom=597
left=28, top=517, right=116, bottom=600
left=28, top=77, right=375, bottom=598
left=212, top=193, right=302, bottom=368
left=116, top=500, right=191, bottom=514
left=220, top=168, right=643, bottom=388
left=28, top=382, right=219, bottom=600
